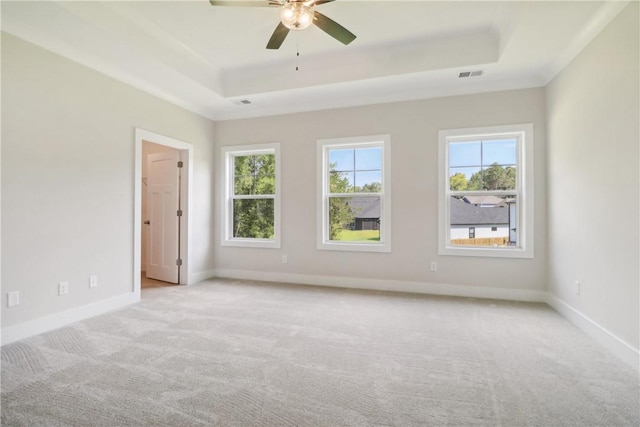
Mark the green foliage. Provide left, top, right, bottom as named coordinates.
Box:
left=451, top=163, right=516, bottom=191
left=482, top=164, right=515, bottom=190
left=450, top=173, right=468, bottom=191
left=358, top=182, right=382, bottom=193
left=233, top=154, right=275, bottom=239
left=234, top=154, right=275, bottom=195
left=233, top=199, right=274, bottom=239
left=329, top=198, right=354, bottom=240
left=329, top=170, right=351, bottom=193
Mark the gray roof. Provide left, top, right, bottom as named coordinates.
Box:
left=348, top=197, right=380, bottom=219
left=463, top=195, right=506, bottom=206
left=450, top=197, right=509, bottom=225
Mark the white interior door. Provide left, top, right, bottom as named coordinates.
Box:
left=146, top=150, right=181, bottom=283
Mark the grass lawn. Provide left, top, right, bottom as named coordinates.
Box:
left=335, top=229, right=380, bottom=241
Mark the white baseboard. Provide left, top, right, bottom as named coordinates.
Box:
left=545, top=294, right=639, bottom=373
left=212, top=269, right=547, bottom=302
left=188, top=269, right=217, bottom=285
left=1, top=292, right=139, bottom=346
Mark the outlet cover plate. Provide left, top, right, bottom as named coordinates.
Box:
left=7, top=291, right=19, bottom=307
left=58, top=281, right=69, bottom=296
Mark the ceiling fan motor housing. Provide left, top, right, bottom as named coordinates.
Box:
left=280, top=1, right=315, bottom=30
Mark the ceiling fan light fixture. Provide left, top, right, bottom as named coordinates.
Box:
left=280, top=2, right=314, bottom=30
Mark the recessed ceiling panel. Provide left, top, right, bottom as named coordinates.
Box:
left=1, top=0, right=627, bottom=120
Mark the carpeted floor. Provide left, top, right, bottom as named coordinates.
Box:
left=2, top=278, right=639, bottom=426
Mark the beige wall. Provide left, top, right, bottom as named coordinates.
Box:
left=546, top=3, right=639, bottom=350
left=1, top=33, right=216, bottom=328
left=214, top=88, right=547, bottom=293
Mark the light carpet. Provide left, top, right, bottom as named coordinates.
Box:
left=2, top=279, right=639, bottom=426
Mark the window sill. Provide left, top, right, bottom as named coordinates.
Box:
left=318, top=241, right=390, bottom=253
left=222, top=239, right=280, bottom=249
left=438, top=245, right=533, bottom=259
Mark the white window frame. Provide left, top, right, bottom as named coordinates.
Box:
left=317, top=134, right=391, bottom=253
left=438, top=124, right=534, bottom=258
left=221, top=143, right=281, bottom=248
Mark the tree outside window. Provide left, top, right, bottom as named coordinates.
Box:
left=233, top=153, right=275, bottom=239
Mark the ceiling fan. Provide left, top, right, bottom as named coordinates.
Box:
left=209, top=0, right=356, bottom=50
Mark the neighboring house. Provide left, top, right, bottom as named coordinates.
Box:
left=462, top=195, right=507, bottom=207
left=450, top=197, right=511, bottom=241
left=348, top=197, right=380, bottom=230
left=460, top=195, right=517, bottom=241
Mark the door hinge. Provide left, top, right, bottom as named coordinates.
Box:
left=177, top=209, right=183, bottom=217
left=176, top=259, right=183, bottom=266
left=177, top=161, right=184, bottom=168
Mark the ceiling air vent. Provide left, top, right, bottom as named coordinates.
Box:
left=233, top=99, right=252, bottom=105
left=459, top=70, right=484, bottom=78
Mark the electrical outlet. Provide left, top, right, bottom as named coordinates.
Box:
left=58, top=281, right=69, bottom=296
left=89, top=275, right=98, bottom=288
left=282, top=255, right=288, bottom=264
left=575, top=280, right=581, bottom=295
left=7, top=291, right=19, bottom=307
left=430, top=261, right=438, bottom=272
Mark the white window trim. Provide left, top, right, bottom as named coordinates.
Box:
left=221, top=143, right=281, bottom=249
left=438, top=124, right=534, bottom=258
left=317, top=134, right=391, bottom=253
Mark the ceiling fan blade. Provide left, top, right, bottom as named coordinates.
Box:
left=266, top=22, right=290, bottom=49
left=312, top=11, right=356, bottom=45
left=305, top=0, right=335, bottom=6
left=209, top=1, right=278, bottom=7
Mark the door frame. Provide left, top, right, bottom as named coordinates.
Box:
left=134, top=128, right=193, bottom=297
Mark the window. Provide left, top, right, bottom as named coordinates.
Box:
left=221, top=143, right=280, bottom=248
left=317, top=135, right=391, bottom=252
left=438, top=124, right=534, bottom=258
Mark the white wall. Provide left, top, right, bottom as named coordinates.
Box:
left=1, top=33, right=216, bottom=335
left=214, top=88, right=547, bottom=298
left=546, top=2, right=639, bottom=355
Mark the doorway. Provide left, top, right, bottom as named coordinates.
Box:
left=134, top=129, right=192, bottom=297
left=142, top=143, right=181, bottom=286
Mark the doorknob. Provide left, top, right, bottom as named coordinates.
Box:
left=144, top=220, right=150, bottom=225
